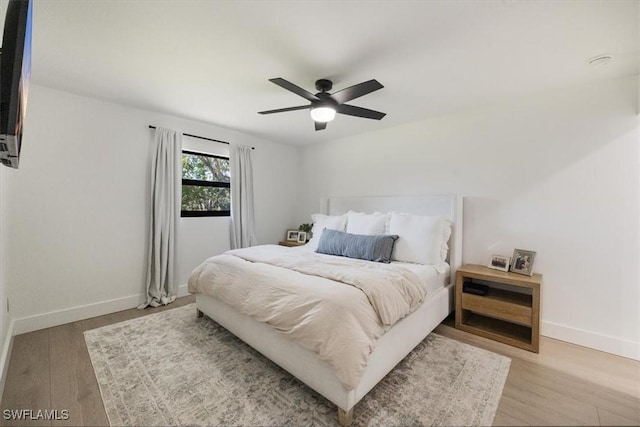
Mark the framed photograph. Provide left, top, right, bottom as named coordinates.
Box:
left=510, top=249, right=536, bottom=276
left=297, top=231, right=307, bottom=244
left=488, top=254, right=510, bottom=272
left=286, top=229, right=299, bottom=242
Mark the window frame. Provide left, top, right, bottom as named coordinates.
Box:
left=181, top=149, right=231, bottom=218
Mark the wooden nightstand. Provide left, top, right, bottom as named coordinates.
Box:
left=278, top=240, right=306, bottom=247
left=455, top=264, right=542, bottom=352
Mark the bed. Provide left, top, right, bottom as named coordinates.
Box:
left=189, top=195, right=463, bottom=425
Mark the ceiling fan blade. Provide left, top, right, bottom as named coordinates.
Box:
left=315, top=121, right=327, bottom=131
left=330, top=79, right=384, bottom=104
left=258, top=105, right=311, bottom=115
left=269, top=78, right=319, bottom=102
left=337, top=104, right=386, bottom=120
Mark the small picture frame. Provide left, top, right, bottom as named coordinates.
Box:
left=510, top=249, right=536, bottom=276
left=297, top=231, right=307, bottom=244
left=286, top=229, right=299, bottom=242
left=488, top=254, right=510, bottom=272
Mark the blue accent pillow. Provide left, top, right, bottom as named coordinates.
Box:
left=316, top=228, right=399, bottom=263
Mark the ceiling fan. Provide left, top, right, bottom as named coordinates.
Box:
left=258, top=78, right=386, bottom=131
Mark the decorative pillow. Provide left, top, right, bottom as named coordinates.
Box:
left=345, top=211, right=388, bottom=235
left=389, top=213, right=452, bottom=265
left=316, top=228, right=399, bottom=263
left=308, top=213, right=347, bottom=250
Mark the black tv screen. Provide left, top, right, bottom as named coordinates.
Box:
left=0, top=0, right=32, bottom=169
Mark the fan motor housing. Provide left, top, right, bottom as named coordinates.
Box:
left=311, top=95, right=338, bottom=110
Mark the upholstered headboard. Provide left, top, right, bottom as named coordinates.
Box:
left=324, top=195, right=463, bottom=284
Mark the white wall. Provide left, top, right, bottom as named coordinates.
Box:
left=3, top=84, right=298, bottom=333
left=0, top=165, right=12, bottom=402
left=297, top=75, right=640, bottom=360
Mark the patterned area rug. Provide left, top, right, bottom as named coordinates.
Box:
left=85, top=304, right=510, bottom=426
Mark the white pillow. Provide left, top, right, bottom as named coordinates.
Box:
left=389, top=212, right=452, bottom=264
left=346, top=211, right=388, bottom=235
left=308, top=213, right=347, bottom=250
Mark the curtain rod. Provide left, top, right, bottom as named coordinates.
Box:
left=148, top=125, right=254, bottom=150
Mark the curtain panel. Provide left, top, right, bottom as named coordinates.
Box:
left=230, top=144, right=257, bottom=249
left=139, top=127, right=182, bottom=308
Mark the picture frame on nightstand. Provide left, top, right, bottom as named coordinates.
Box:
left=488, top=254, right=510, bottom=272
left=510, top=249, right=536, bottom=276
left=286, top=230, right=300, bottom=242
left=297, top=232, right=307, bottom=244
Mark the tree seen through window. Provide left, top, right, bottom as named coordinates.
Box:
left=181, top=151, right=230, bottom=216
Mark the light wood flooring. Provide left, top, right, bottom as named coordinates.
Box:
left=1, top=295, right=638, bottom=426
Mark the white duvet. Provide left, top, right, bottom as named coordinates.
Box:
left=187, top=244, right=427, bottom=389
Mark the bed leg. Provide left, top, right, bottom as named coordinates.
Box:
left=196, top=309, right=204, bottom=318
left=337, top=408, right=353, bottom=427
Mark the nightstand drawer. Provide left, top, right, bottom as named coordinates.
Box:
left=461, top=292, right=532, bottom=326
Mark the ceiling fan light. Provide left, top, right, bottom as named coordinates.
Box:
left=310, top=106, right=336, bottom=123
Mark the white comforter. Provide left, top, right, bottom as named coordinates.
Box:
left=187, top=245, right=427, bottom=389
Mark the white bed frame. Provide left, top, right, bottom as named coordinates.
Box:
left=195, top=195, right=463, bottom=425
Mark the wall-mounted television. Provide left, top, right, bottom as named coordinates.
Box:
left=0, top=0, right=32, bottom=169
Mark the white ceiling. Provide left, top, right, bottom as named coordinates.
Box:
left=29, top=0, right=639, bottom=145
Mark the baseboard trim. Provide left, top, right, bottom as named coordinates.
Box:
left=0, top=318, right=15, bottom=404
left=542, top=320, right=640, bottom=361
left=13, top=284, right=190, bottom=336
left=12, top=288, right=636, bottom=361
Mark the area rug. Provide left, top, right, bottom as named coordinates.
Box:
left=85, top=304, right=510, bottom=426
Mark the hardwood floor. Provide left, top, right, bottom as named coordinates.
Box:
left=436, top=318, right=640, bottom=426
left=1, top=297, right=638, bottom=426
left=0, top=296, right=196, bottom=427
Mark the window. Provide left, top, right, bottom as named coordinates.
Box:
left=181, top=150, right=230, bottom=217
